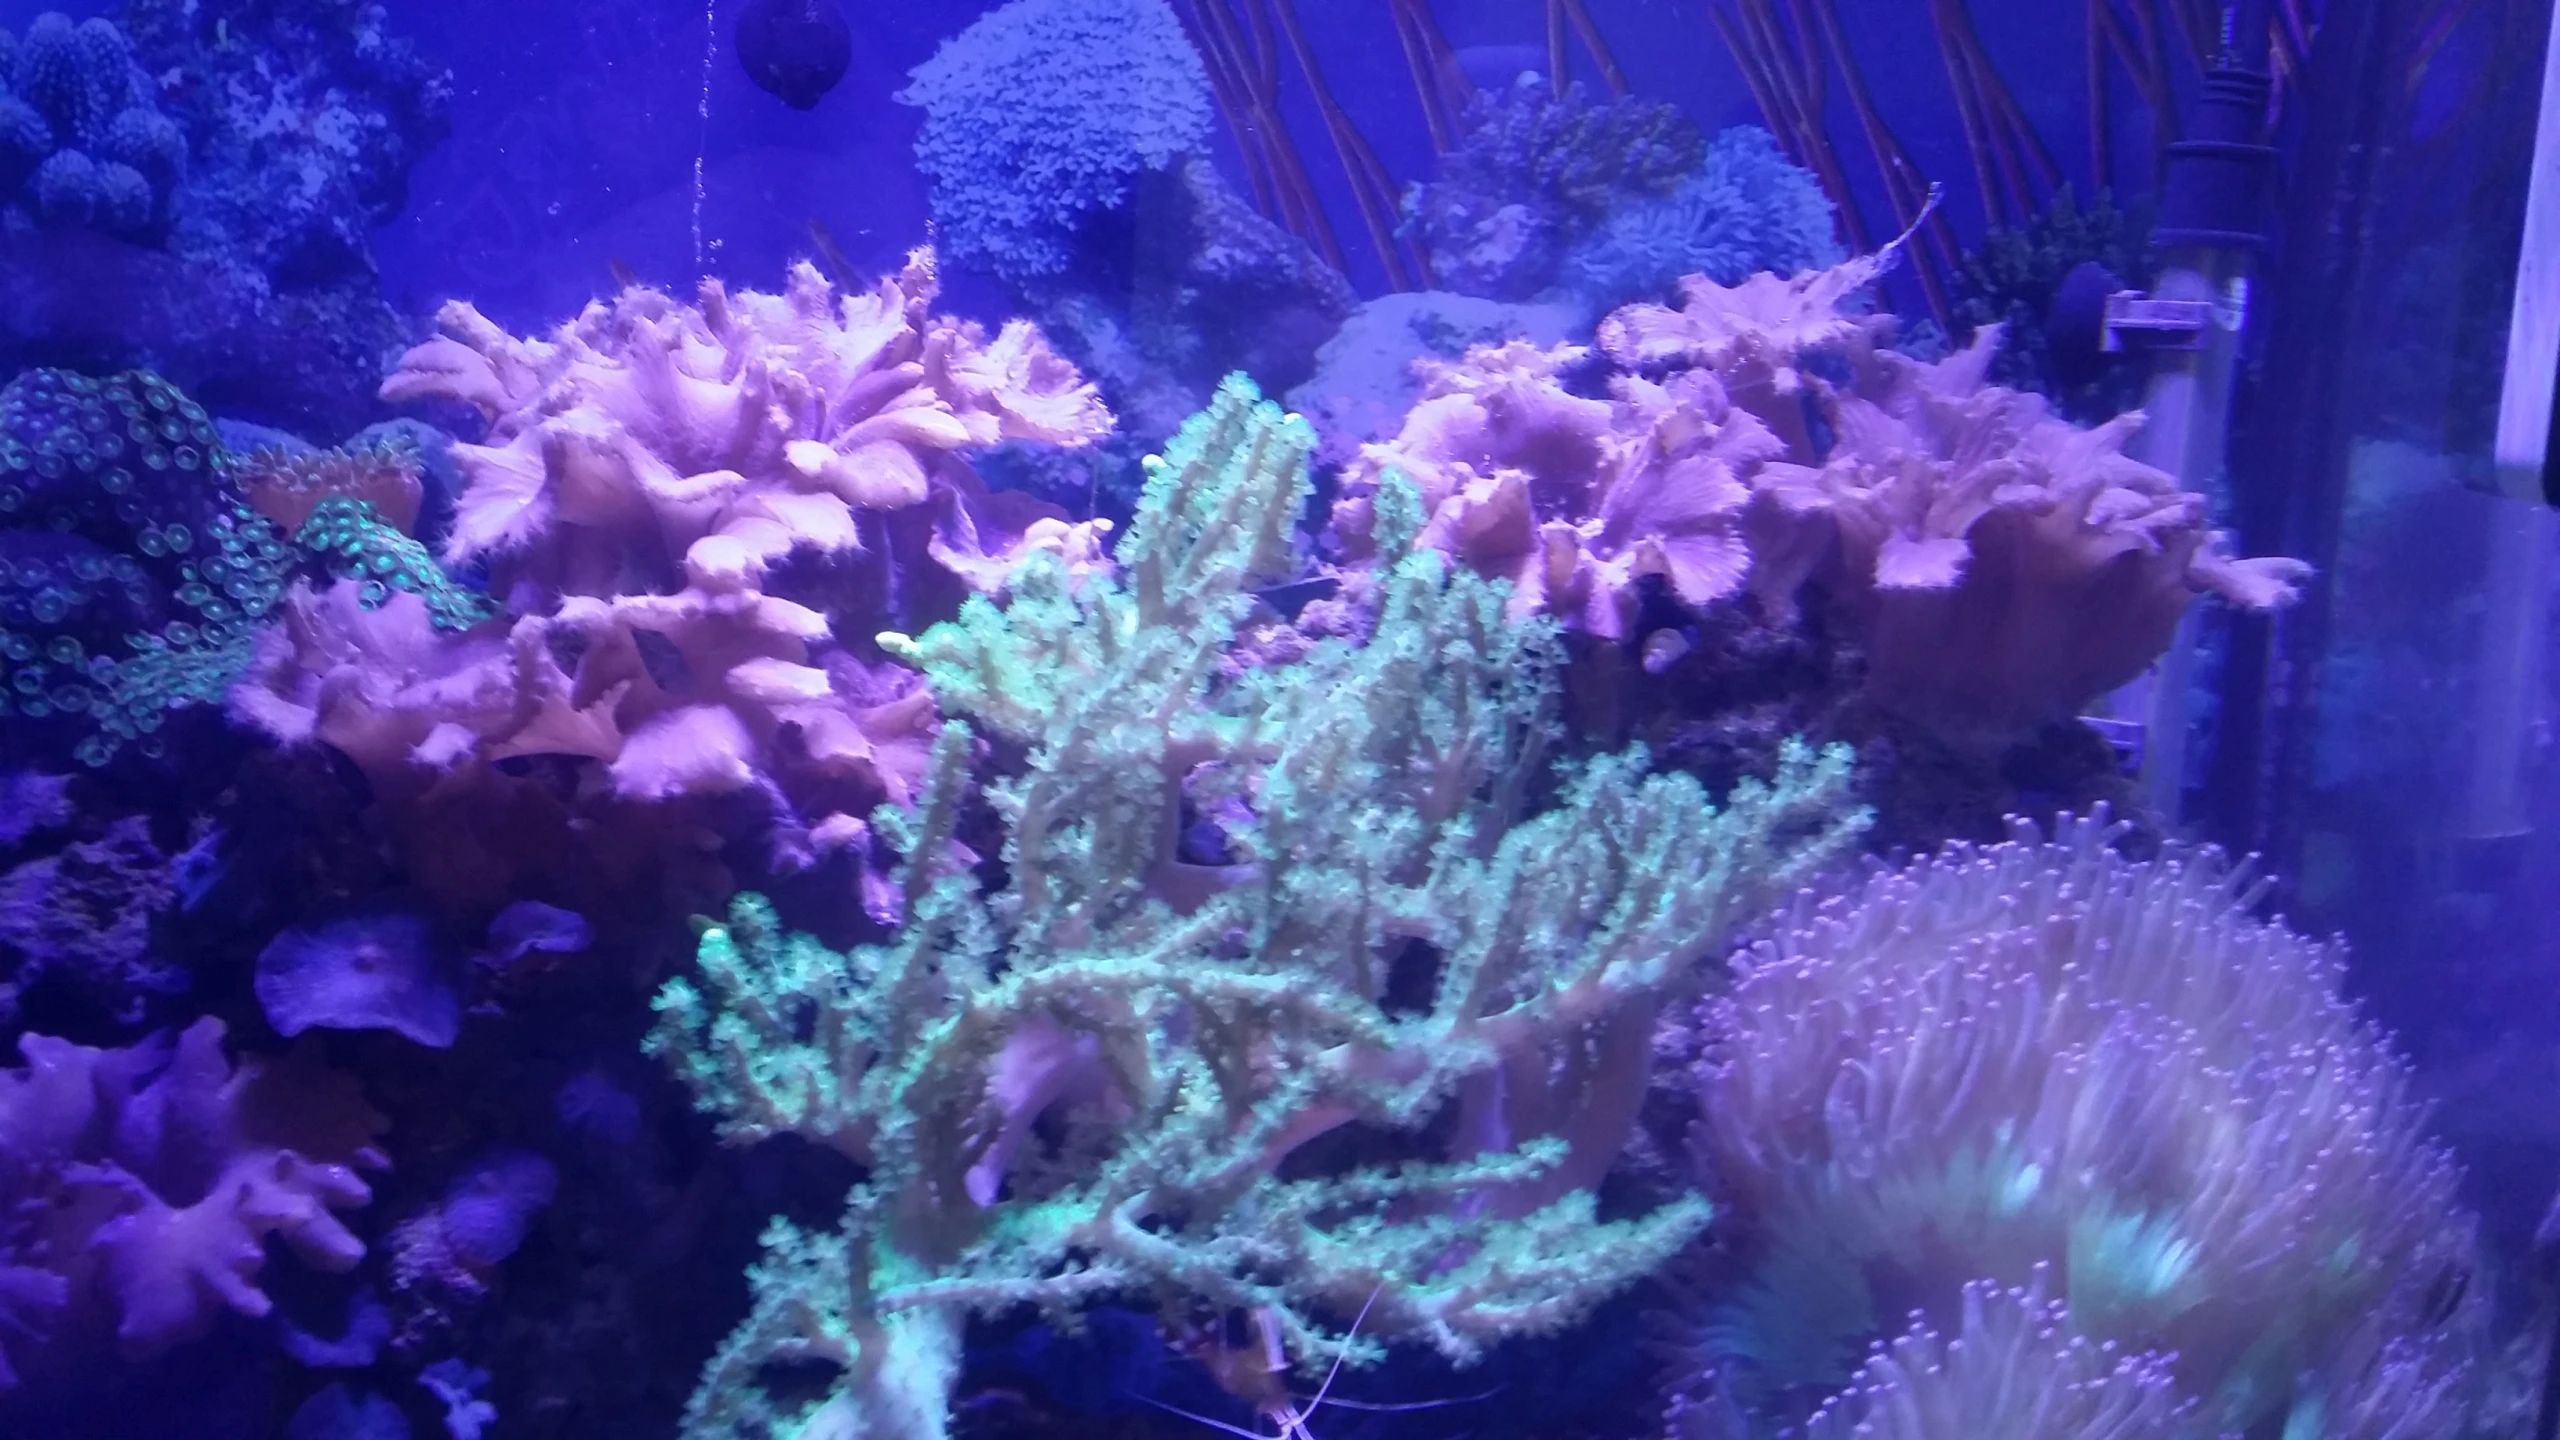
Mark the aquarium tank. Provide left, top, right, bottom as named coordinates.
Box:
left=1, top=0, right=2558, bottom=1436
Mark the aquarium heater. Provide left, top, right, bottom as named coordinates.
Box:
left=2095, top=2, right=2279, bottom=814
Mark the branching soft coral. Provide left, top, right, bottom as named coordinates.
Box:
left=0, top=1017, right=387, bottom=1388
left=649, top=376, right=1864, bottom=1440
left=240, top=251, right=1113, bottom=888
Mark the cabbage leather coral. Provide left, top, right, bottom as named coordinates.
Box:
left=241, top=251, right=1113, bottom=887
left=1676, top=812, right=2485, bottom=1439
left=0, top=1018, right=387, bottom=1388
left=1350, top=243, right=2306, bottom=750
left=1336, top=340, right=1775, bottom=640
left=377, top=249, right=1111, bottom=609
left=1597, top=252, right=2306, bottom=742
left=1747, top=328, right=2311, bottom=743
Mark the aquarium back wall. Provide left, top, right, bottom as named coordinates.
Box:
left=100, top=0, right=2121, bottom=332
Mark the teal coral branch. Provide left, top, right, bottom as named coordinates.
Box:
left=653, top=373, right=1865, bottom=1440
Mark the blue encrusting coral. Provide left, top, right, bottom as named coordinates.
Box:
left=0, top=2, right=450, bottom=437
left=898, top=0, right=1213, bottom=287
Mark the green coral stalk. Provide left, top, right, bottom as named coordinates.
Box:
left=650, top=374, right=1864, bottom=1440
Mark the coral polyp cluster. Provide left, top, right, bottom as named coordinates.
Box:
left=0, top=12, right=180, bottom=238
left=1675, top=812, right=2482, bottom=1438
left=0, top=367, right=290, bottom=764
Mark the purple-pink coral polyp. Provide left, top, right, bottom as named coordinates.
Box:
left=256, top=909, right=462, bottom=1048
left=1681, top=812, right=2479, bottom=1434
left=0, top=1019, right=386, bottom=1386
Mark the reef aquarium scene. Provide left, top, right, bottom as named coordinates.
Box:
left=6, top=0, right=2560, bottom=1436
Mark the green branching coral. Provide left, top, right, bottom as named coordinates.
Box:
left=648, top=375, right=1864, bottom=1440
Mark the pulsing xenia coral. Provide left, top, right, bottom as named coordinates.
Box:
left=1563, top=125, right=1843, bottom=317
left=1403, top=72, right=1703, bottom=302
left=898, top=0, right=1213, bottom=285
left=1677, top=811, right=2486, bottom=1439
left=648, top=375, right=1864, bottom=1440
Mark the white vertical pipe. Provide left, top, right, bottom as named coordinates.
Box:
left=2463, top=0, right=2560, bottom=840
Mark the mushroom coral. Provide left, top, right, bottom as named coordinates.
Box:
left=0, top=1018, right=386, bottom=1388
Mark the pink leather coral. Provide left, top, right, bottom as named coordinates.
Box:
left=0, top=1018, right=386, bottom=1385
left=1338, top=341, right=1776, bottom=640
left=1350, top=243, right=2307, bottom=746
left=379, top=248, right=1111, bottom=601
left=238, top=250, right=1115, bottom=889
left=1595, top=247, right=1898, bottom=432
left=1750, top=326, right=2311, bottom=741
